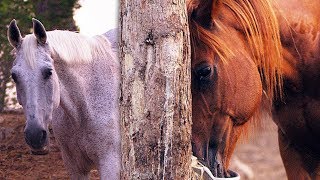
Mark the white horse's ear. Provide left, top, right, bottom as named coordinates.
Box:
left=32, top=18, right=47, bottom=45
left=8, top=19, right=22, bottom=48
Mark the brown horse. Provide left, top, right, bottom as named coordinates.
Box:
left=187, top=0, right=282, bottom=178
left=189, top=0, right=320, bottom=178
left=272, top=0, right=320, bottom=179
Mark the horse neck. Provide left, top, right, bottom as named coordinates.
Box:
left=54, top=55, right=120, bottom=123
left=271, top=0, right=320, bottom=102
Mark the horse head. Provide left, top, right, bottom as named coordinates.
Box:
left=188, top=0, right=282, bottom=177
left=8, top=19, right=60, bottom=155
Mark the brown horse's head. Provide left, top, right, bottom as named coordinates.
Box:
left=187, top=0, right=282, bottom=177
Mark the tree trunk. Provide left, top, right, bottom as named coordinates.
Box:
left=119, top=0, right=193, bottom=179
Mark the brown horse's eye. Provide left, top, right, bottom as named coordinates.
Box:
left=43, top=68, right=52, bottom=80
left=11, top=72, right=18, bottom=83
left=195, top=64, right=213, bottom=81
left=194, top=64, right=216, bottom=91
left=197, top=66, right=212, bottom=80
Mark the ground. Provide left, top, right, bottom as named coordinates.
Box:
left=0, top=112, right=286, bottom=179
left=0, top=112, right=99, bottom=179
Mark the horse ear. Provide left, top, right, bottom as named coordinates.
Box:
left=32, top=18, right=47, bottom=45
left=7, top=19, right=22, bottom=48
left=189, top=0, right=217, bottom=29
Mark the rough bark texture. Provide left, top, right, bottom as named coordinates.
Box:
left=119, top=0, right=193, bottom=179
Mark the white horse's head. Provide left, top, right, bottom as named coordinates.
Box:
left=8, top=19, right=60, bottom=155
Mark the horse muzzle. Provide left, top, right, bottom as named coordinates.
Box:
left=209, top=153, right=230, bottom=178
left=196, top=154, right=239, bottom=179
left=192, top=141, right=235, bottom=178
left=24, top=127, right=49, bottom=155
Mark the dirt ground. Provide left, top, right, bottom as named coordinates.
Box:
left=0, top=112, right=99, bottom=179
left=0, top=112, right=286, bottom=180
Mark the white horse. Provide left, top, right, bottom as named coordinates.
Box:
left=7, top=19, right=120, bottom=179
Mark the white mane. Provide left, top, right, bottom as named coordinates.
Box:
left=21, top=30, right=112, bottom=68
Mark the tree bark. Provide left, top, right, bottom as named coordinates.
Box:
left=119, top=0, right=193, bottom=179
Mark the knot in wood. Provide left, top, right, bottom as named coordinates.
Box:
left=145, top=30, right=155, bottom=46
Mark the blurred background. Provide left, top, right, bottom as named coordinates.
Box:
left=0, top=1, right=286, bottom=179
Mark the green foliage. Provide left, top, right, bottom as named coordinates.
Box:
left=0, top=0, right=79, bottom=111
left=0, top=0, right=34, bottom=111
left=29, top=0, right=80, bottom=31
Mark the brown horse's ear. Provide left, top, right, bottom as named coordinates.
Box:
left=8, top=19, right=22, bottom=48
left=32, top=18, right=47, bottom=45
left=189, top=0, right=217, bottom=29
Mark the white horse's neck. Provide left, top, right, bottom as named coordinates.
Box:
left=54, top=51, right=119, bottom=126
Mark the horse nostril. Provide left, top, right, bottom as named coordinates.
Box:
left=40, top=130, right=47, bottom=144
left=24, top=128, right=47, bottom=149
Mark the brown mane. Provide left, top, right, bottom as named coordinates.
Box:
left=188, top=0, right=283, bottom=101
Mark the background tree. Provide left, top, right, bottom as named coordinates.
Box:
left=120, top=0, right=194, bottom=179
left=0, top=0, right=79, bottom=112
left=0, top=0, right=34, bottom=112
left=29, top=0, right=80, bottom=31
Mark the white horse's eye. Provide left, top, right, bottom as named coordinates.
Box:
left=42, top=68, right=52, bottom=80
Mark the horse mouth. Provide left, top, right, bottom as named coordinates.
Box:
left=31, top=146, right=49, bottom=155
left=212, top=168, right=238, bottom=178
left=211, top=161, right=241, bottom=178
left=210, top=161, right=231, bottom=178
left=214, top=169, right=240, bottom=179
left=193, top=156, right=240, bottom=179
left=200, top=156, right=237, bottom=178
